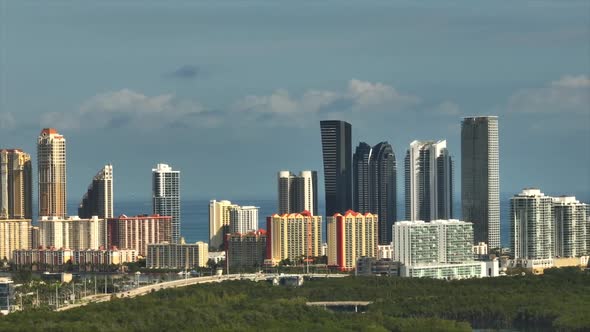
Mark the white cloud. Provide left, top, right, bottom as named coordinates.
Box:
left=508, top=75, right=590, bottom=114
left=0, top=112, right=16, bottom=130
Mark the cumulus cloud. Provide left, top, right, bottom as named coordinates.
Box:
left=40, top=89, right=210, bottom=130
left=508, top=75, right=590, bottom=114
left=231, top=79, right=420, bottom=126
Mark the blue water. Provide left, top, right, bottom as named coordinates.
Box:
left=59, top=199, right=512, bottom=246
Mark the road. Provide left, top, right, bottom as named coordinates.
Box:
left=56, top=273, right=347, bottom=312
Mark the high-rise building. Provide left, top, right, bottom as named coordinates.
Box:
left=146, top=240, right=208, bottom=269
left=209, top=200, right=237, bottom=250
left=39, top=216, right=106, bottom=250
left=353, top=142, right=397, bottom=244
left=229, top=205, right=259, bottom=234
left=37, top=128, right=67, bottom=218
left=461, top=116, right=500, bottom=249
left=405, top=140, right=453, bottom=222
left=152, top=164, right=180, bottom=244
left=552, top=196, right=587, bottom=258
left=0, top=219, right=31, bottom=261
left=277, top=170, right=318, bottom=215
left=107, top=214, right=172, bottom=257
left=510, top=189, right=554, bottom=260
left=393, top=219, right=474, bottom=265
left=78, top=164, right=114, bottom=219
left=226, top=230, right=267, bottom=271
left=0, top=149, right=32, bottom=220
left=327, top=210, right=378, bottom=271
left=266, top=211, right=322, bottom=265
left=320, top=120, right=352, bottom=217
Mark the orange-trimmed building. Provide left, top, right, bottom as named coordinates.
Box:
left=327, top=210, right=378, bottom=271
left=265, top=211, right=322, bottom=266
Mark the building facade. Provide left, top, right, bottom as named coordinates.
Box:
left=152, top=164, right=180, bottom=244
left=0, top=219, right=31, bottom=261
left=209, top=200, right=236, bottom=250
left=405, top=140, right=453, bottom=222
left=353, top=142, right=397, bottom=244
left=553, top=196, right=587, bottom=258
left=146, top=240, right=208, bottom=269
left=107, top=214, right=172, bottom=257
left=320, top=120, right=352, bottom=217
left=461, top=116, right=500, bottom=249
left=0, top=149, right=32, bottom=219
left=0, top=278, right=13, bottom=315
left=510, top=189, right=554, bottom=260
left=13, top=247, right=136, bottom=269
left=393, top=220, right=473, bottom=265
left=266, top=211, right=322, bottom=265
left=226, top=230, right=267, bottom=271
left=37, top=128, right=67, bottom=218
left=78, top=164, right=114, bottom=219
left=39, top=216, right=106, bottom=250
left=327, top=211, right=378, bottom=271
left=277, top=170, right=318, bottom=216
left=229, top=205, right=259, bottom=234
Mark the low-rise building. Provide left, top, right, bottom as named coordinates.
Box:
left=0, top=219, right=31, bottom=261
left=12, top=247, right=136, bottom=271
left=0, top=278, right=13, bottom=315
left=226, top=230, right=266, bottom=271
left=400, top=261, right=499, bottom=279
left=356, top=257, right=400, bottom=276
left=146, top=240, right=208, bottom=269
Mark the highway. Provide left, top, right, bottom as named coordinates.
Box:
left=56, top=273, right=347, bottom=312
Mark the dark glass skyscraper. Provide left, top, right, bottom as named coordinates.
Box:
left=353, top=142, right=397, bottom=244
left=320, top=120, right=352, bottom=217
left=461, top=116, right=500, bottom=249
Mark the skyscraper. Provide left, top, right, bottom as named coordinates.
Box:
left=510, top=188, right=554, bottom=260
left=229, top=205, right=259, bottom=234
left=78, top=164, right=114, bottom=219
left=461, top=116, right=500, bottom=249
left=209, top=199, right=237, bottom=250
left=37, top=128, right=67, bottom=218
left=0, top=149, right=32, bottom=219
left=320, top=120, right=352, bottom=217
left=152, top=164, right=180, bottom=244
left=353, top=142, right=397, bottom=244
left=553, top=196, right=587, bottom=258
left=277, top=170, right=318, bottom=215
left=405, top=140, right=453, bottom=222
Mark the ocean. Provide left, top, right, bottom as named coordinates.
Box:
left=64, top=199, right=511, bottom=247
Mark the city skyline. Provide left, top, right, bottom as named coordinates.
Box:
left=1, top=1, right=587, bottom=202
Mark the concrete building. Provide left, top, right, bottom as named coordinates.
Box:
left=146, top=240, right=208, bottom=269
left=209, top=200, right=237, bottom=250
left=30, top=226, right=40, bottom=250
left=0, top=149, right=32, bottom=219
left=37, top=128, right=67, bottom=218
left=399, top=261, right=496, bottom=279
left=356, top=257, right=400, bottom=276
left=473, top=242, right=489, bottom=256
left=39, top=216, right=106, bottom=250
left=510, top=189, right=554, bottom=260
left=353, top=142, right=397, bottom=244
left=553, top=196, right=588, bottom=258
left=229, top=205, right=259, bottom=234
left=0, top=278, right=13, bottom=315
left=277, top=170, right=318, bottom=216
left=461, top=116, right=500, bottom=249
left=405, top=140, right=453, bottom=222
left=327, top=210, right=378, bottom=271
left=377, top=244, right=393, bottom=260
left=393, top=220, right=473, bottom=265
left=320, top=120, right=352, bottom=217
left=107, top=214, right=172, bottom=257
left=266, top=211, right=322, bottom=265
left=226, top=230, right=267, bottom=271
left=152, top=163, right=180, bottom=244
left=12, top=247, right=136, bottom=270
left=78, top=164, right=113, bottom=219
left=0, top=219, right=31, bottom=261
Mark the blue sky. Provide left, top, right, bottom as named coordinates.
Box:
left=0, top=0, right=589, bottom=202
